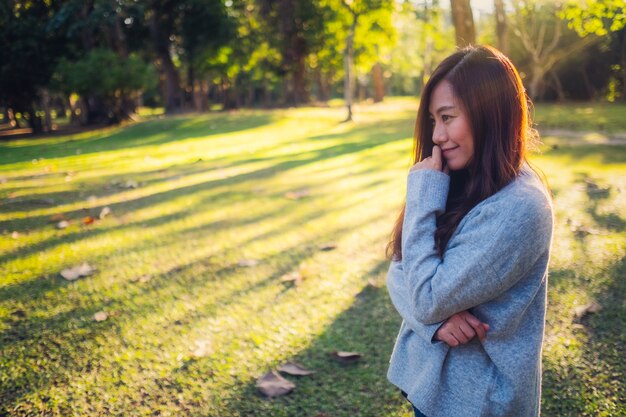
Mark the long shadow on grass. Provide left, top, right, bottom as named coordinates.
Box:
left=542, top=256, right=626, bottom=416
left=0, top=113, right=277, bottom=166
left=0, top=116, right=409, bottom=227
left=0, top=208, right=391, bottom=414
left=215, top=258, right=413, bottom=416
left=541, top=172, right=626, bottom=416
left=0, top=123, right=406, bottom=265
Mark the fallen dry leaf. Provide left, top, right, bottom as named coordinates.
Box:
left=280, top=271, right=304, bottom=285
left=331, top=351, right=362, bottom=363
left=319, top=243, right=337, bottom=251
left=574, top=302, right=603, bottom=319
left=50, top=213, right=66, bottom=222
left=11, top=231, right=19, bottom=239
left=191, top=339, right=214, bottom=358
left=256, top=370, right=296, bottom=398
left=60, top=263, right=95, bottom=281
left=277, top=362, right=315, bottom=376
left=93, top=311, right=108, bottom=322
left=99, top=206, right=111, bottom=219
left=238, top=259, right=259, bottom=267
left=57, top=220, right=70, bottom=229
left=83, top=216, right=95, bottom=225
left=284, top=189, right=310, bottom=200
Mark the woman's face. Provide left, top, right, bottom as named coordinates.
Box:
left=428, top=80, right=474, bottom=171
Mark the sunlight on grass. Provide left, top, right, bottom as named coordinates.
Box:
left=1, top=99, right=624, bottom=416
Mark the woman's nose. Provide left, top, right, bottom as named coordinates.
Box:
left=432, top=125, right=446, bottom=145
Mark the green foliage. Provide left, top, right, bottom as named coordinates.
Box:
left=387, top=1, right=455, bottom=95
left=52, top=49, right=156, bottom=99
left=0, top=0, right=66, bottom=118
left=560, top=0, right=625, bottom=37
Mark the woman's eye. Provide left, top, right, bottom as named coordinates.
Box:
left=441, top=115, right=451, bottom=122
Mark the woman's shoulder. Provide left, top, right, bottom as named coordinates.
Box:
left=470, top=163, right=553, bottom=225
left=505, top=162, right=553, bottom=213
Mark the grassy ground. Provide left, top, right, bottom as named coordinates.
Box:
left=1, top=98, right=624, bottom=416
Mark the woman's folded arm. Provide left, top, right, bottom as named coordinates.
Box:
left=399, top=169, right=552, bottom=325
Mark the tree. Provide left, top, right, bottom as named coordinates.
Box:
left=52, top=49, right=156, bottom=123
left=255, top=0, right=332, bottom=106
left=338, top=0, right=393, bottom=121
left=560, top=0, right=626, bottom=100
left=0, top=1, right=67, bottom=133
left=510, top=0, right=598, bottom=100
left=450, top=0, right=475, bottom=47
left=495, top=0, right=508, bottom=53
left=180, top=0, right=235, bottom=111
left=147, top=0, right=184, bottom=112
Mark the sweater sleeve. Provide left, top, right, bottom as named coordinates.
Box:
left=386, top=259, right=444, bottom=343
left=401, top=169, right=552, bottom=325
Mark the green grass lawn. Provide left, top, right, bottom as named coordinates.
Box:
left=1, top=98, right=625, bottom=416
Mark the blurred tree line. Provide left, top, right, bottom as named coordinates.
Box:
left=0, top=0, right=624, bottom=133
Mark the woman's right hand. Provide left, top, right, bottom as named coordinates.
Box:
left=434, top=310, right=490, bottom=346
left=408, top=145, right=450, bottom=174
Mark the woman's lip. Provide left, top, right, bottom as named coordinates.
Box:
left=442, top=146, right=459, bottom=154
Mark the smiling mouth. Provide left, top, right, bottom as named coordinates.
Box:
left=442, top=146, right=459, bottom=154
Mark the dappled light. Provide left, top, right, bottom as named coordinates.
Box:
left=1, top=97, right=625, bottom=415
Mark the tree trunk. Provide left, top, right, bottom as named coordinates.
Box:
left=424, top=33, right=434, bottom=86
left=113, top=14, right=129, bottom=59
left=78, top=97, right=89, bottom=125
left=621, top=28, right=626, bottom=101
left=343, top=17, right=357, bottom=121
left=292, top=36, right=308, bottom=105
left=80, top=1, right=95, bottom=52
left=494, top=0, right=508, bottom=54
left=371, top=62, right=385, bottom=103
left=193, top=79, right=209, bottom=111
left=26, top=104, right=43, bottom=134
left=6, top=108, right=17, bottom=128
left=41, top=89, right=52, bottom=132
left=222, top=76, right=238, bottom=110
left=149, top=8, right=183, bottom=113
left=67, top=96, right=79, bottom=124
left=450, top=0, right=475, bottom=47
left=550, top=70, right=566, bottom=101
left=529, top=64, right=544, bottom=100
left=262, top=77, right=270, bottom=107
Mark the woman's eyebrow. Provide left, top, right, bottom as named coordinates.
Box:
left=434, top=105, right=456, bottom=114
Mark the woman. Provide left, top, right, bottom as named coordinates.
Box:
left=385, top=45, right=553, bottom=417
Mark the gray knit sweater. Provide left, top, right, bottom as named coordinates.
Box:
left=386, top=164, right=553, bottom=417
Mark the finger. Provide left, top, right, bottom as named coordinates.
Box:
left=445, top=333, right=460, bottom=347
left=464, top=313, right=486, bottom=341
left=458, top=322, right=476, bottom=341
left=451, top=329, right=469, bottom=344
left=431, top=145, right=442, bottom=171
left=436, top=328, right=459, bottom=347
left=471, top=320, right=486, bottom=342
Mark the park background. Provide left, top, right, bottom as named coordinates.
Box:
left=1, top=0, right=625, bottom=416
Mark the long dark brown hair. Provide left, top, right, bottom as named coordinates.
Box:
left=386, top=45, right=542, bottom=261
